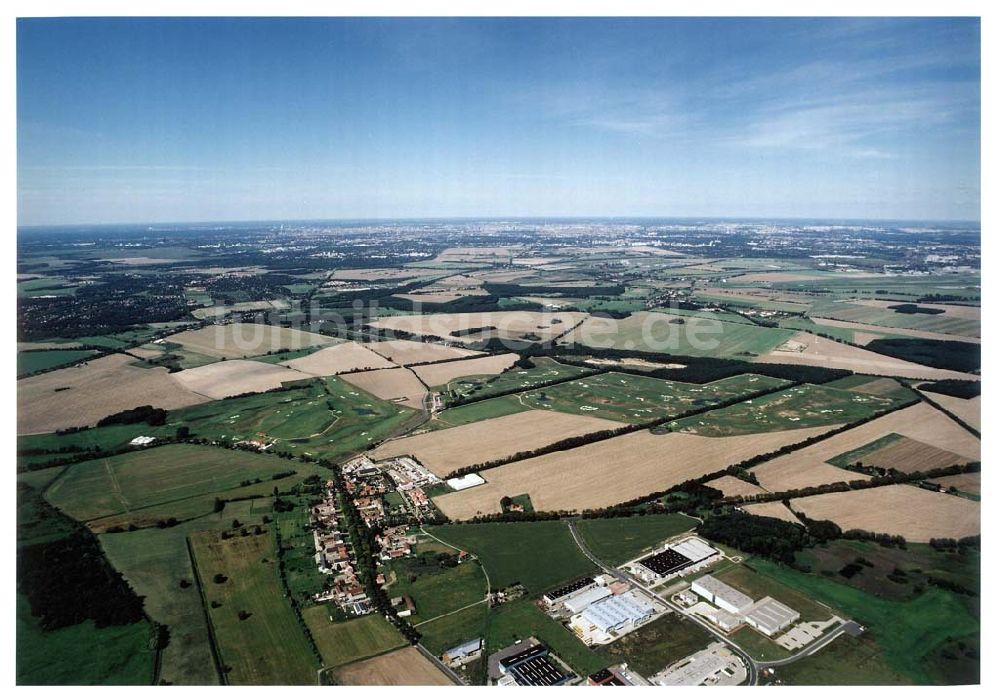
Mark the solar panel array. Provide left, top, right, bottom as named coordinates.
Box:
left=543, top=576, right=595, bottom=601
left=638, top=547, right=696, bottom=576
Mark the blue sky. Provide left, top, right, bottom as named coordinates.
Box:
left=17, top=17, right=980, bottom=225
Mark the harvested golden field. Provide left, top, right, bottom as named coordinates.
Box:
left=172, top=360, right=307, bottom=399
left=843, top=377, right=904, bottom=397
left=372, top=409, right=618, bottom=476
left=393, top=288, right=489, bottom=304
left=789, top=485, right=980, bottom=542
left=704, top=475, right=767, bottom=498
left=282, top=342, right=396, bottom=376
left=17, top=353, right=208, bottom=434
left=369, top=311, right=587, bottom=344
left=367, top=339, right=481, bottom=365
left=412, top=353, right=519, bottom=387
left=329, top=268, right=432, bottom=281
left=168, top=323, right=335, bottom=359
left=852, top=299, right=981, bottom=320
left=918, top=391, right=981, bottom=431
left=728, top=271, right=832, bottom=283
left=929, top=472, right=981, bottom=496
left=126, top=345, right=165, bottom=360
left=811, top=317, right=982, bottom=344
left=861, top=436, right=971, bottom=474
left=334, top=647, right=452, bottom=686
left=751, top=402, right=980, bottom=492
left=340, top=368, right=427, bottom=409
left=433, top=425, right=835, bottom=519
left=753, top=332, right=979, bottom=381
left=742, top=502, right=803, bottom=526
left=433, top=246, right=522, bottom=263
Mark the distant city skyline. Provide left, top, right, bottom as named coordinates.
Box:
left=17, top=17, right=981, bottom=226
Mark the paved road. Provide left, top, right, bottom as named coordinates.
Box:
left=565, top=520, right=760, bottom=686
left=758, top=621, right=856, bottom=668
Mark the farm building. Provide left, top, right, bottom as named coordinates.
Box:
left=743, top=597, right=800, bottom=636
left=690, top=576, right=754, bottom=615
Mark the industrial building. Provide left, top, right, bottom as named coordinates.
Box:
left=442, top=638, right=482, bottom=666
left=562, top=586, right=611, bottom=614
left=743, top=596, right=800, bottom=636
left=541, top=577, right=597, bottom=607
left=632, top=537, right=719, bottom=583
left=493, top=643, right=571, bottom=686
left=570, top=591, right=657, bottom=644
left=446, top=473, right=486, bottom=491
left=651, top=643, right=747, bottom=686
left=690, top=575, right=754, bottom=614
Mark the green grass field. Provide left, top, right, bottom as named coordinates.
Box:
left=172, top=376, right=420, bottom=461
left=443, top=357, right=595, bottom=403
left=414, top=602, right=490, bottom=656
left=303, top=609, right=406, bottom=668
left=190, top=530, right=318, bottom=684
left=808, top=300, right=979, bottom=337
left=670, top=383, right=903, bottom=436
left=99, top=499, right=272, bottom=685
left=516, top=372, right=788, bottom=424
left=576, top=311, right=795, bottom=358
left=742, top=557, right=979, bottom=684
left=387, top=557, right=487, bottom=624
left=774, top=633, right=911, bottom=685
left=16, top=595, right=156, bottom=685
left=715, top=563, right=835, bottom=621
left=597, top=612, right=713, bottom=677
left=430, top=394, right=529, bottom=428
left=45, top=444, right=306, bottom=521
left=273, top=488, right=330, bottom=604
left=427, top=521, right=597, bottom=594
left=17, top=348, right=98, bottom=375
left=575, top=514, right=698, bottom=566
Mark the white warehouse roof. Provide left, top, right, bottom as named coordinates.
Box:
left=671, top=537, right=717, bottom=563
left=690, top=576, right=754, bottom=613
left=581, top=593, right=655, bottom=634
left=447, top=473, right=486, bottom=491
left=563, top=586, right=612, bottom=614
left=744, top=597, right=800, bottom=635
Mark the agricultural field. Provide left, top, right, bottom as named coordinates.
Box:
left=371, top=409, right=619, bottom=476
left=368, top=339, right=481, bottom=365
left=99, top=499, right=273, bottom=685
left=426, top=521, right=596, bottom=594
left=753, top=332, right=979, bottom=381
left=45, top=444, right=303, bottom=521
left=281, top=341, right=396, bottom=375
left=167, top=323, right=335, bottom=359
left=172, top=360, right=308, bottom=399
left=412, top=353, right=519, bottom=388
left=704, top=474, right=767, bottom=498
left=17, top=348, right=98, bottom=375
left=17, top=353, right=208, bottom=435
left=575, top=513, right=697, bottom=565
left=515, top=372, right=788, bottom=424
left=741, top=501, right=802, bottom=525
left=429, top=394, right=530, bottom=428
left=670, top=383, right=903, bottom=437
left=918, top=391, right=981, bottom=431
left=788, top=485, right=980, bottom=542
left=808, top=299, right=980, bottom=339
left=339, top=367, right=427, bottom=409
left=414, top=602, right=490, bottom=658
left=827, top=433, right=970, bottom=473
left=568, top=311, right=794, bottom=358
left=369, top=311, right=587, bottom=344
left=304, top=610, right=406, bottom=669
left=189, top=530, right=318, bottom=685
left=332, top=646, right=452, bottom=686
left=751, top=402, right=980, bottom=492
left=433, top=425, right=836, bottom=519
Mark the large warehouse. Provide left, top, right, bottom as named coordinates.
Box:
left=571, top=591, right=658, bottom=644
left=690, top=576, right=754, bottom=615
left=743, top=597, right=800, bottom=636
left=633, top=537, right=720, bottom=583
